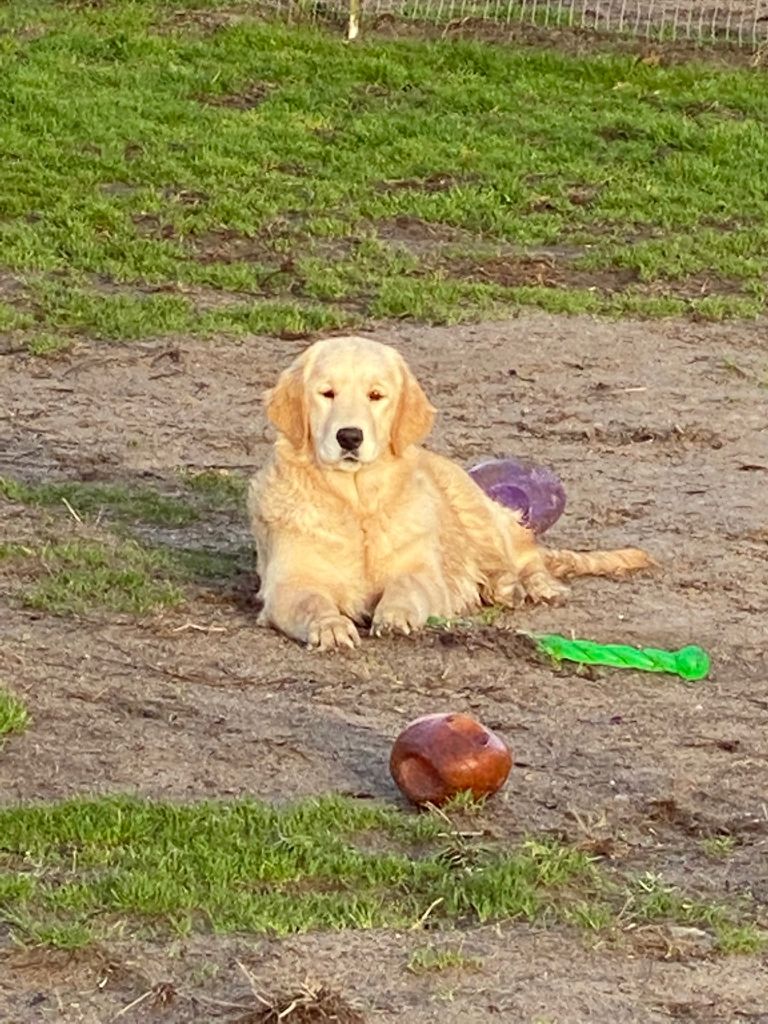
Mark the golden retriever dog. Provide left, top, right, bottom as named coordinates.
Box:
left=248, top=336, right=653, bottom=650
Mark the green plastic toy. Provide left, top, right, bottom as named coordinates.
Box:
left=526, top=633, right=711, bottom=681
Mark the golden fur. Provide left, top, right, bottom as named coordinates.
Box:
left=248, top=336, right=653, bottom=650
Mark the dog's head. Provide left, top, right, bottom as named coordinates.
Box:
left=264, top=336, right=435, bottom=470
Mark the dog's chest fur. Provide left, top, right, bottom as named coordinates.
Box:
left=255, top=453, right=441, bottom=584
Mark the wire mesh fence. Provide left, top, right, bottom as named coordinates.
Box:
left=258, top=0, right=768, bottom=46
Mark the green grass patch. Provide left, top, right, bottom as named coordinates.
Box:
left=28, top=281, right=354, bottom=341
left=0, top=688, right=29, bottom=742
left=1, top=2, right=767, bottom=336
left=0, top=795, right=762, bottom=951
left=561, top=899, right=615, bottom=931
left=426, top=606, right=504, bottom=630
left=714, top=922, right=768, bottom=955
left=1, top=472, right=250, bottom=525
left=0, top=473, right=253, bottom=613
left=701, top=835, right=737, bottom=859
left=408, top=945, right=483, bottom=973
left=0, top=542, right=35, bottom=560
left=0, top=796, right=590, bottom=945
left=620, top=870, right=767, bottom=952
left=21, top=539, right=185, bottom=615
left=23, top=331, right=75, bottom=358
left=1, top=476, right=199, bottom=527
left=181, top=468, right=248, bottom=506
left=0, top=532, right=249, bottom=615
left=166, top=544, right=249, bottom=582
left=0, top=301, right=34, bottom=332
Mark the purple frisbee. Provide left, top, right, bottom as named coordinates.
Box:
left=468, top=457, right=566, bottom=535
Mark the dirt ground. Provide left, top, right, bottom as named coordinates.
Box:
left=1, top=313, right=767, bottom=1022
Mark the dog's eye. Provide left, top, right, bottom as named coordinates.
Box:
left=368, top=390, right=384, bottom=402
left=320, top=389, right=335, bottom=400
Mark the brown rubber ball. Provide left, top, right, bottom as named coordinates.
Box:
left=390, top=712, right=513, bottom=807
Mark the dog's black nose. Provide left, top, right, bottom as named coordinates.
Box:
left=336, top=427, right=363, bottom=452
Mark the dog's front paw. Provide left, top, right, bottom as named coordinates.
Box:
left=486, top=573, right=527, bottom=609
left=490, top=570, right=569, bottom=608
left=523, top=571, right=569, bottom=606
left=307, top=614, right=360, bottom=651
left=371, top=601, right=423, bottom=638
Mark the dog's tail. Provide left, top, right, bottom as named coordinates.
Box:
left=542, top=546, right=655, bottom=580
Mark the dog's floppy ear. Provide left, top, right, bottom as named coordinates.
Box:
left=264, top=361, right=308, bottom=450
left=391, top=362, right=436, bottom=455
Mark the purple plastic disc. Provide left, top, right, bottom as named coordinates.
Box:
left=468, top=457, right=567, bottom=535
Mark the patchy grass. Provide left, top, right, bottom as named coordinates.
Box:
left=426, top=606, right=504, bottom=630
left=619, top=870, right=767, bottom=952
left=1, top=472, right=249, bottom=525
left=181, top=468, right=248, bottom=506
left=0, top=531, right=252, bottom=615
left=0, top=795, right=763, bottom=951
left=721, top=355, right=768, bottom=388
left=561, top=900, right=615, bottom=931
left=0, top=473, right=253, bottom=614
left=0, top=543, right=35, bottom=561
left=1, top=2, right=768, bottom=339
left=0, top=476, right=199, bottom=527
left=3, top=536, right=255, bottom=615
left=166, top=544, right=250, bottom=583
left=408, top=945, right=483, bottom=973
left=714, top=922, right=768, bottom=955
left=0, top=688, right=29, bottom=742
left=23, top=331, right=75, bottom=358
left=0, top=795, right=589, bottom=946
left=18, top=539, right=185, bottom=615
left=702, top=835, right=737, bottom=859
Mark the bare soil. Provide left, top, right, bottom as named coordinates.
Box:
left=1, top=314, right=767, bottom=1022
left=367, top=9, right=768, bottom=64
left=157, top=3, right=768, bottom=64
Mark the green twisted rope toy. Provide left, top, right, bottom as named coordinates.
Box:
left=527, top=633, right=710, bottom=681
